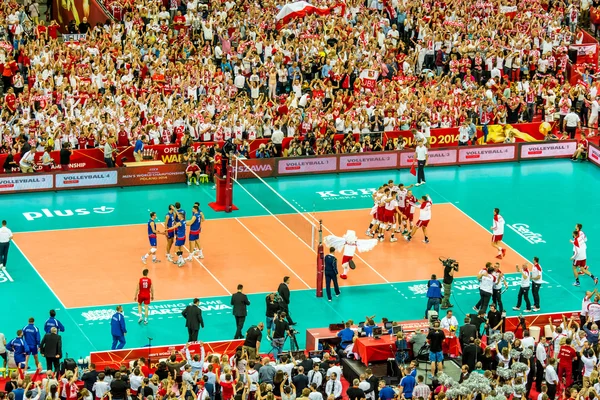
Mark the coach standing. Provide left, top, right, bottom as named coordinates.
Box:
left=182, top=298, right=204, bottom=342
left=563, top=108, right=581, bottom=139
left=324, top=247, right=341, bottom=302
left=40, top=327, right=62, bottom=373
left=110, top=306, right=127, bottom=350
left=231, top=284, right=251, bottom=339
left=0, top=220, right=13, bottom=270
left=414, top=140, right=428, bottom=186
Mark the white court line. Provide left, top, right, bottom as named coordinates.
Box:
left=235, top=218, right=312, bottom=289
left=11, top=240, right=98, bottom=349
left=158, top=222, right=232, bottom=296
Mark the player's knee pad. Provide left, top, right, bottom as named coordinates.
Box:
left=151, top=248, right=157, bottom=254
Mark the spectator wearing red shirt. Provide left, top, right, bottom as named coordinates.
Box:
left=572, top=132, right=589, bottom=161
left=218, top=373, right=237, bottom=400
left=173, top=11, right=186, bottom=33
left=557, top=338, right=577, bottom=387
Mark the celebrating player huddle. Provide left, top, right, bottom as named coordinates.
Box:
left=365, top=181, right=431, bottom=244
left=142, top=201, right=205, bottom=267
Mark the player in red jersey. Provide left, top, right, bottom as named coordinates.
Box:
left=405, top=195, right=432, bottom=244
left=402, top=190, right=417, bottom=234
left=134, top=269, right=154, bottom=325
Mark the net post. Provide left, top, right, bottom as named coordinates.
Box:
left=225, top=164, right=233, bottom=213
left=316, top=220, right=324, bottom=298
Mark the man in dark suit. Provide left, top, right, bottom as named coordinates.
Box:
left=231, top=284, right=251, bottom=339
left=277, top=276, right=295, bottom=325
left=39, top=327, right=62, bottom=372
left=458, top=316, right=478, bottom=351
left=182, top=298, right=204, bottom=342
left=324, top=247, right=341, bottom=302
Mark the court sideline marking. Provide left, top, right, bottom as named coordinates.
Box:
left=11, top=240, right=98, bottom=349
left=158, top=222, right=232, bottom=296
left=235, top=218, right=312, bottom=289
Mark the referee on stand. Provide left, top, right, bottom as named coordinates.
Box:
left=0, top=220, right=13, bottom=270
left=414, top=139, right=428, bottom=186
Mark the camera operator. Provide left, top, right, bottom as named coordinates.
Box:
left=272, top=311, right=293, bottom=360
left=265, top=293, right=281, bottom=339
left=440, top=258, right=459, bottom=309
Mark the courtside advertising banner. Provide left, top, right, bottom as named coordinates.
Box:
left=278, top=156, right=337, bottom=174
left=520, top=141, right=577, bottom=159
left=0, top=175, right=53, bottom=193
left=589, top=144, right=600, bottom=166
left=399, top=149, right=457, bottom=167
left=339, top=152, right=398, bottom=171
left=118, top=164, right=187, bottom=186
left=234, top=158, right=276, bottom=179
left=55, top=170, right=118, bottom=189
left=458, top=144, right=517, bottom=163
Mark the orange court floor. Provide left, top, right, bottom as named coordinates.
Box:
left=13, top=204, right=526, bottom=308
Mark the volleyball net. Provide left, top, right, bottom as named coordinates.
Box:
left=232, top=157, right=321, bottom=252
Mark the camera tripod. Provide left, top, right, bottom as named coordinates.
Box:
left=268, top=331, right=300, bottom=359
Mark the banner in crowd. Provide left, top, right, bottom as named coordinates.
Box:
left=504, top=311, right=579, bottom=338
left=589, top=143, right=600, bottom=166
left=51, top=0, right=112, bottom=33
left=90, top=339, right=244, bottom=371
left=520, top=141, right=577, bottom=159
left=569, top=43, right=599, bottom=65
left=275, top=1, right=346, bottom=28
left=457, top=144, right=518, bottom=163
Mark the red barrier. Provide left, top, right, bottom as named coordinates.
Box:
left=89, top=339, right=244, bottom=371
left=118, top=164, right=187, bottom=186
left=504, top=311, right=580, bottom=339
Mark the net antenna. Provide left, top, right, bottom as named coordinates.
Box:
left=233, top=156, right=318, bottom=252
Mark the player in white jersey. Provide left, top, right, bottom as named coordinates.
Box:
left=375, top=189, right=393, bottom=241
left=572, top=230, right=598, bottom=286
left=491, top=208, right=506, bottom=259
left=576, top=223, right=587, bottom=245
left=395, top=183, right=413, bottom=234
left=382, top=191, right=401, bottom=242
left=366, top=185, right=387, bottom=237
left=405, top=195, right=432, bottom=244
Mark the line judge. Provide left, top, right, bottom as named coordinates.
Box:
left=414, top=140, right=428, bottom=186
left=0, top=220, right=13, bottom=270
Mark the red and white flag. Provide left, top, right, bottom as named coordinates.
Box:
left=275, top=1, right=346, bottom=28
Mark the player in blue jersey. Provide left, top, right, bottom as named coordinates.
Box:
left=187, top=204, right=205, bottom=259
left=142, top=212, right=162, bottom=264
left=164, top=205, right=176, bottom=262
left=175, top=202, right=186, bottom=221
left=167, top=212, right=191, bottom=267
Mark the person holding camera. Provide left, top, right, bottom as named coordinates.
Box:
left=440, top=258, right=458, bottom=309
left=425, top=274, right=442, bottom=319
left=265, top=293, right=280, bottom=340
left=272, top=311, right=293, bottom=359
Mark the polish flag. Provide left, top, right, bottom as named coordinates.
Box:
left=276, top=1, right=346, bottom=29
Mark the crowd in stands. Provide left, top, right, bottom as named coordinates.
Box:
left=0, top=0, right=598, bottom=168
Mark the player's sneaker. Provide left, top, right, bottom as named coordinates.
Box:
left=573, top=281, right=581, bottom=286
left=141, top=256, right=147, bottom=265
left=166, top=254, right=173, bottom=262
left=0, top=263, right=4, bottom=270
left=512, top=307, right=520, bottom=311
left=340, top=274, right=347, bottom=280
left=378, top=237, right=384, bottom=242
left=532, top=307, right=540, bottom=311
left=187, top=181, right=191, bottom=186
left=185, top=256, right=193, bottom=262
left=524, top=309, right=532, bottom=313
left=152, top=259, right=161, bottom=263
left=177, top=260, right=185, bottom=267
left=595, top=277, right=599, bottom=285
left=390, top=237, right=398, bottom=242
left=423, top=239, right=430, bottom=244
left=495, top=254, right=503, bottom=259
left=501, top=249, right=506, bottom=257
left=138, top=318, right=143, bottom=324
left=195, top=181, right=200, bottom=186
left=144, top=320, right=148, bottom=325
left=404, top=236, right=411, bottom=242
left=197, top=252, right=205, bottom=259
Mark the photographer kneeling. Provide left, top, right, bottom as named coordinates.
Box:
left=272, top=311, right=293, bottom=360
left=440, top=258, right=459, bottom=309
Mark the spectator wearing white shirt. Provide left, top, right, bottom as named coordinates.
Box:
left=325, top=372, right=342, bottom=399
left=440, top=310, right=458, bottom=331
left=129, top=369, right=144, bottom=395
left=358, top=374, right=373, bottom=400
left=563, top=107, right=581, bottom=139
left=545, top=359, right=559, bottom=400
left=326, top=365, right=342, bottom=382
left=581, top=348, right=597, bottom=387
left=535, top=336, right=547, bottom=392
left=19, top=149, right=36, bottom=173
left=0, top=220, right=13, bottom=270
left=185, top=343, right=205, bottom=375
